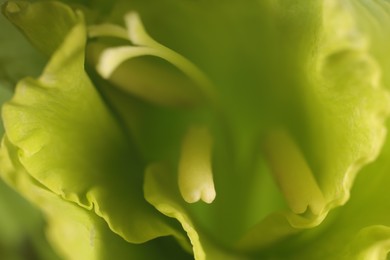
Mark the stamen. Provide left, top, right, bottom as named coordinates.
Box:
left=178, top=126, right=216, bottom=204
left=263, top=130, right=325, bottom=215
left=124, top=12, right=159, bottom=47
left=88, top=24, right=129, bottom=40
left=93, top=11, right=216, bottom=105
left=125, top=12, right=215, bottom=99
left=97, top=46, right=159, bottom=79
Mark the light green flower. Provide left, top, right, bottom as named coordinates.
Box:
left=1, top=0, right=390, bottom=259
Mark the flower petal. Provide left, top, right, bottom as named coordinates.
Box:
left=1, top=3, right=176, bottom=244
left=265, top=121, right=390, bottom=259
left=0, top=136, right=191, bottom=260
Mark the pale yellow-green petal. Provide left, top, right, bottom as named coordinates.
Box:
left=2, top=4, right=176, bottom=244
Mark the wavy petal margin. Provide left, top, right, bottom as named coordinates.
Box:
left=0, top=0, right=180, bottom=246
left=234, top=0, right=390, bottom=251
left=0, top=136, right=192, bottom=260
